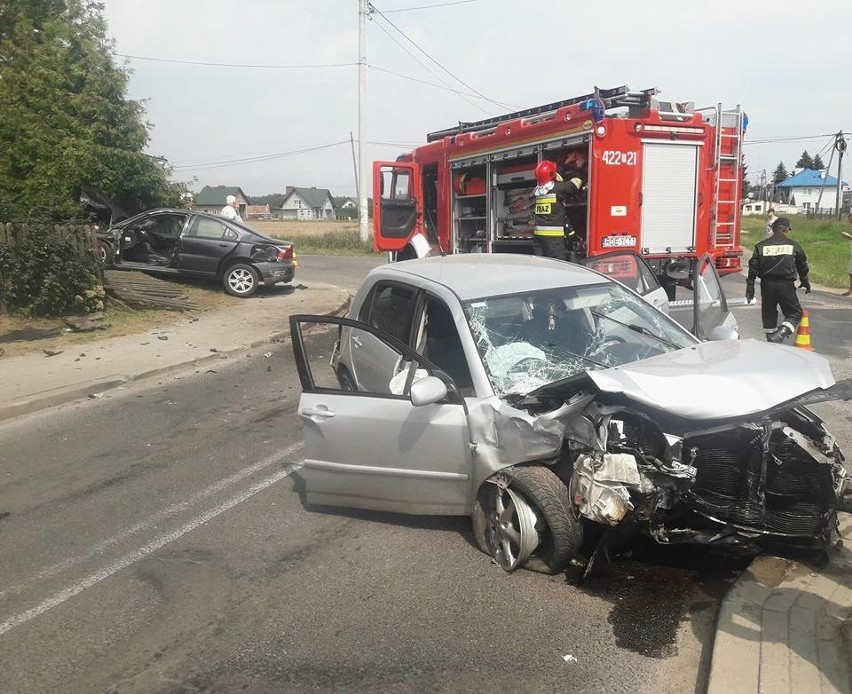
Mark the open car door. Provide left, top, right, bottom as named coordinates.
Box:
left=582, top=251, right=669, bottom=313
left=692, top=254, right=738, bottom=341
left=372, top=162, right=423, bottom=253
left=290, top=314, right=472, bottom=515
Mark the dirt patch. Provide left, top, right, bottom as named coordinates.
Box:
left=0, top=276, right=239, bottom=359
left=247, top=220, right=358, bottom=239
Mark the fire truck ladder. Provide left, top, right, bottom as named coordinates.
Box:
left=425, top=86, right=659, bottom=142
left=709, top=104, right=744, bottom=249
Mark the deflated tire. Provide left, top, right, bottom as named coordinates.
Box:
left=473, top=465, right=581, bottom=574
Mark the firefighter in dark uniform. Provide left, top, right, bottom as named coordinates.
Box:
left=532, top=160, right=583, bottom=260
left=746, top=217, right=811, bottom=342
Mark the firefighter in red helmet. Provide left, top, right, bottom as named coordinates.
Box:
left=533, top=159, right=583, bottom=260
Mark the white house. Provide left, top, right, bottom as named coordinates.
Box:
left=194, top=185, right=250, bottom=218
left=741, top=200, right=799, bottom=216
left=774, top=169, right=848, bottom=213
left=281, top=187, right=335, bottom=220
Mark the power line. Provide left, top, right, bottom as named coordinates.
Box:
left=369, top=64, right=505, bottom=102
left=173, top=141, right=350, bottom=170
left=116, top=53, right=357, bottom=69
left=381, top=0, right=477, bottom=11
left=172, top=139, right=417, bottom=172
left=368, top=12, right=493, bottom=116
left=745, top=133, right=835, bottom=145
left=369, top=2, right=516, bottom=111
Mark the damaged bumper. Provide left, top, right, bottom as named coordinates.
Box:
left=254, top=261, right=295, bottom=286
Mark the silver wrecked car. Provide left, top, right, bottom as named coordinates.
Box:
left=290, top=254, right=851, bottom=574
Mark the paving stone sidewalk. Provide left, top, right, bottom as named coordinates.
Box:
left=707, top=514, right=852, bottom=694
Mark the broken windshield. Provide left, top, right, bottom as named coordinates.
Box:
left=463, top=283, right=697, bottom=397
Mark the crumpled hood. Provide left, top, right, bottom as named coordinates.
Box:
left=586, top=339, right=836, bottom=419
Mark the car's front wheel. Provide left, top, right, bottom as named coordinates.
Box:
left=473, top=465, right=581, bottom=574
left=223, top=263, right=260, bottom=297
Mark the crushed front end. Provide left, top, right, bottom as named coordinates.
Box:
left=560, top=397, right=849, bottom=549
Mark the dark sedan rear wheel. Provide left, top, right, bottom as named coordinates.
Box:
left=473, top=465, right=581, bottom=574
left=223, top=263, right=260, bottom=298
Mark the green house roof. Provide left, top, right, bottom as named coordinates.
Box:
left=195, top=185, right=248, bottom=206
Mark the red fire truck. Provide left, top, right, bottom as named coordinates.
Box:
left=372, top=85, right=745, bottom=288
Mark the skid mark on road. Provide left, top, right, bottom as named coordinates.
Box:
left=0, top=462, right=302, bottom=638
left=0, top=443, right=304, bottom=603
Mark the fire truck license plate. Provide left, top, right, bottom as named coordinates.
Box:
left=602, top=235, right=637, bottom=248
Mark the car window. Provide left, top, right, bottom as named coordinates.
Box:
left=223, top=227, right=239, bottom=241
left=464, top=283, right=696, bottom=398
left=420, top=298, right=473, bottom=395
left=141, top=214, right=186, bottom=237
left=361, top=282, right=417, bottom=343
left=188, top=217, right=232, bottom=240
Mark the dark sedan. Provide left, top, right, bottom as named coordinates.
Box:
left=99, top=209, right=296, bottom=297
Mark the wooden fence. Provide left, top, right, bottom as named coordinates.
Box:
left=0, top=222, right=99, bottom=256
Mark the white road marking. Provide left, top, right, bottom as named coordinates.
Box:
left=0, top=443, right=304, bottom=601
left=0, top=462, right=302, bottom=638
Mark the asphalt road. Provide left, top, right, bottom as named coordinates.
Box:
left=1, top=255, right=850, bottom=693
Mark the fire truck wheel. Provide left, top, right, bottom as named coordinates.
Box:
left=473, top=465, right=581, bottom=574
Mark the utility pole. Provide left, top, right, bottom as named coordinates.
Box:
left=835, top=131, right=847, bottom=220
left=357, top=0, right=369, bottom=242
left=350, top=131, right=359, bottom=204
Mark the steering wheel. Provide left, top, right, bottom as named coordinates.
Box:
left=588, top=335, right=627, bottom=359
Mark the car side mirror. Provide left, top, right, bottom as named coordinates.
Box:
left=410, top=376, right=448, bottom=407
left=708, top=325, right=739, bottom=341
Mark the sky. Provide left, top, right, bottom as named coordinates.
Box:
left=101, top=0, right=852, bottom=198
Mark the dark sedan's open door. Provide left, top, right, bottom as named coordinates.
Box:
left=582, top=251, right=669, bottom=313
left=372, top=162, right=423, bottom=253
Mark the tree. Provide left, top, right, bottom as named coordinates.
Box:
left=741, top=155, right=751, bottom=199
left=813, top=153, right=826, bottom=170
left=795, top=150, right=814, bottom=169
left=0, top=0, right=184, bottom=221
left=773, top=161, right=788, bottom=183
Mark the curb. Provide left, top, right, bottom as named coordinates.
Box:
left=0, top=295, right=352, bottom=424
left=706, top=514, right=852, bottom=694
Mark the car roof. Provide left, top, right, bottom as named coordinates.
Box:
left=374, top=255, right=608, bottom=300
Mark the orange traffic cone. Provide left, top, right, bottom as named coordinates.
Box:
left=794, top=310, right=814, bottom=351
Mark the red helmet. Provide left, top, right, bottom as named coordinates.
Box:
left=535, top=160, right=557, bottom=186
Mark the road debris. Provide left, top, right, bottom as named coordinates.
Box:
left=43, top=348, right=63, bottom=357
left=562, top=654, right=578, bottom=664
left=88, top=392, right=103, bottom=399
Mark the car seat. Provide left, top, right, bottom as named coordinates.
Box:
left=423, top=303, right=473, bottom=395
left=520, top=303, right=590, bottom=356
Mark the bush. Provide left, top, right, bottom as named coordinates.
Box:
left=0, top=227, right=104, bottom=316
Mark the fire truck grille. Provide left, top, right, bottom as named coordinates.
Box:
left=686, top=430, right=834, bottom=537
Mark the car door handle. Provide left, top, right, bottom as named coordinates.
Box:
left=218, top=243, right=229, bottom=247
left=300, top=407, right=336, bottom=420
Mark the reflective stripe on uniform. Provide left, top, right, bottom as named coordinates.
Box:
left=534, top=227, right=565, bottom=237
left=761, top=244, right=794, bottom=257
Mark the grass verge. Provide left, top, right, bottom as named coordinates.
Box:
left=740, top=215, right=852, bottom=288
left=0, top=278, right=239, bottom=358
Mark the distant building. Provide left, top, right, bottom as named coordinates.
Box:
left=245, top=204, right=271, bottom=219
left=281, top=187, right=335, bottom=220
left=333, top=196, right=357, bottom=220
left=774, top=169, right=849, bottom=213
left=195, top=186, right=250, bottom=219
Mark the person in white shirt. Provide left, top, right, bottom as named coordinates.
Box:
left=221, top=195, right=242, bottom=222
left=765, top=208, right=777, bottom=237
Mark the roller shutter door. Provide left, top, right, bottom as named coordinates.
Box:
left=640, top=143, right=698, bottom=253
